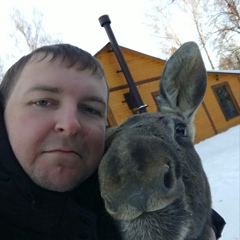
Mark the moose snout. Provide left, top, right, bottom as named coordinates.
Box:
left=100, top=135, right=182, bottom=220
left=101, top=160, right=178, bottom=217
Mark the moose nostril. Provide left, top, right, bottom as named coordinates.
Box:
left=162, top=164, right=174, bottom=191
left=163, top=168, right=172, bottom=189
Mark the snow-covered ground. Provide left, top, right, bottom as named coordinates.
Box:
left=195, top=125, right=239, bottom=240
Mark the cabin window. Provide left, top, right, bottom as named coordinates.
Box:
left=212, top=82, right=239, bottom=120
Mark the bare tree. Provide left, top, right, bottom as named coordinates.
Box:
left=146, top=0, right=240, bottom=69
left=218, top=43, right=240, bottom=69
left=146, top=0, right=216, bottom=68
left=146, top=0, right=182, bottom=58
left=11, top=8, right=61, bottom=52
left=177, top=0, right=216, bottom=69
left=211, top=0, right=240, bottom=69
left=212, top=0, right=240, bottom=35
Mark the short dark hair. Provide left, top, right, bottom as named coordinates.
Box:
left=0, top=43, right=107, bottom=107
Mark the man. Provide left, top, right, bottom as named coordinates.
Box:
left=0, top=43, right=110, bottom=239
left=0, top=43, right=224, bottom=239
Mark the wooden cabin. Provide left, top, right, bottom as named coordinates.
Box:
left=95, top=43, right=240, bottom=143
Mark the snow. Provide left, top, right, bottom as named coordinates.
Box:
left=207, top=70, right=240, bottom=75
left=195, top=125, right=240, bottom=239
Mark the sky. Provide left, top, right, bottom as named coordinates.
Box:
left=196, top=125, right=240, bottom=240
left=0, top=0, right=158, bottom=68
left=0, top=0, right=204, bottom=72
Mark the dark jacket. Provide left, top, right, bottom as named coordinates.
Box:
left=0, top=97, right=98, bottom=239
left=0, top=93, right=225, bottom=240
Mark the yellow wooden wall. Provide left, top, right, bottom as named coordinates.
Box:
left=194, top=104, right=217, bottom=143
left=95, top=44, right=240, bottom=143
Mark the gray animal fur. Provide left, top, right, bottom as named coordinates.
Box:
left=99, top=42, right=212, bottom=240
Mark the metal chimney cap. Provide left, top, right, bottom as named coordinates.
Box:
left=99, top=14, right=111, bottom=27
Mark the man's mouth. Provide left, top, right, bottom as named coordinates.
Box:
left=46, top=149, right=81, bottom=157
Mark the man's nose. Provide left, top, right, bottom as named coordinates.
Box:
left=55, top=109, right=81, bottom=135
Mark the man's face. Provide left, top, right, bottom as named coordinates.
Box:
left=4, top=53, right=108, bottom=192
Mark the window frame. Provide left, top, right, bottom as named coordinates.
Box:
left=212, top=82, right=240, bottom=121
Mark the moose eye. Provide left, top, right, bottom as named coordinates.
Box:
left=175, top=123, right=187, bottom=137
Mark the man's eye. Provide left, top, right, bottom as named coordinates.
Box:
left=83, top=106, right=102, bottom=116
left=35, top=100, right=51, bottom=107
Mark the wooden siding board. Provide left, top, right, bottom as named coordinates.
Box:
left=194, top=104, right=216, bottom=143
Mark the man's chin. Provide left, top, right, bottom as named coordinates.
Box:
left=29, top=168, right=84, bottom=192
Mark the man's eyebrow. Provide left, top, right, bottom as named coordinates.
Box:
left=26, top=85, right=61, bottom=94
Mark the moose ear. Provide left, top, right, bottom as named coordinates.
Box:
left=157, top=41, right=207, bottom=121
